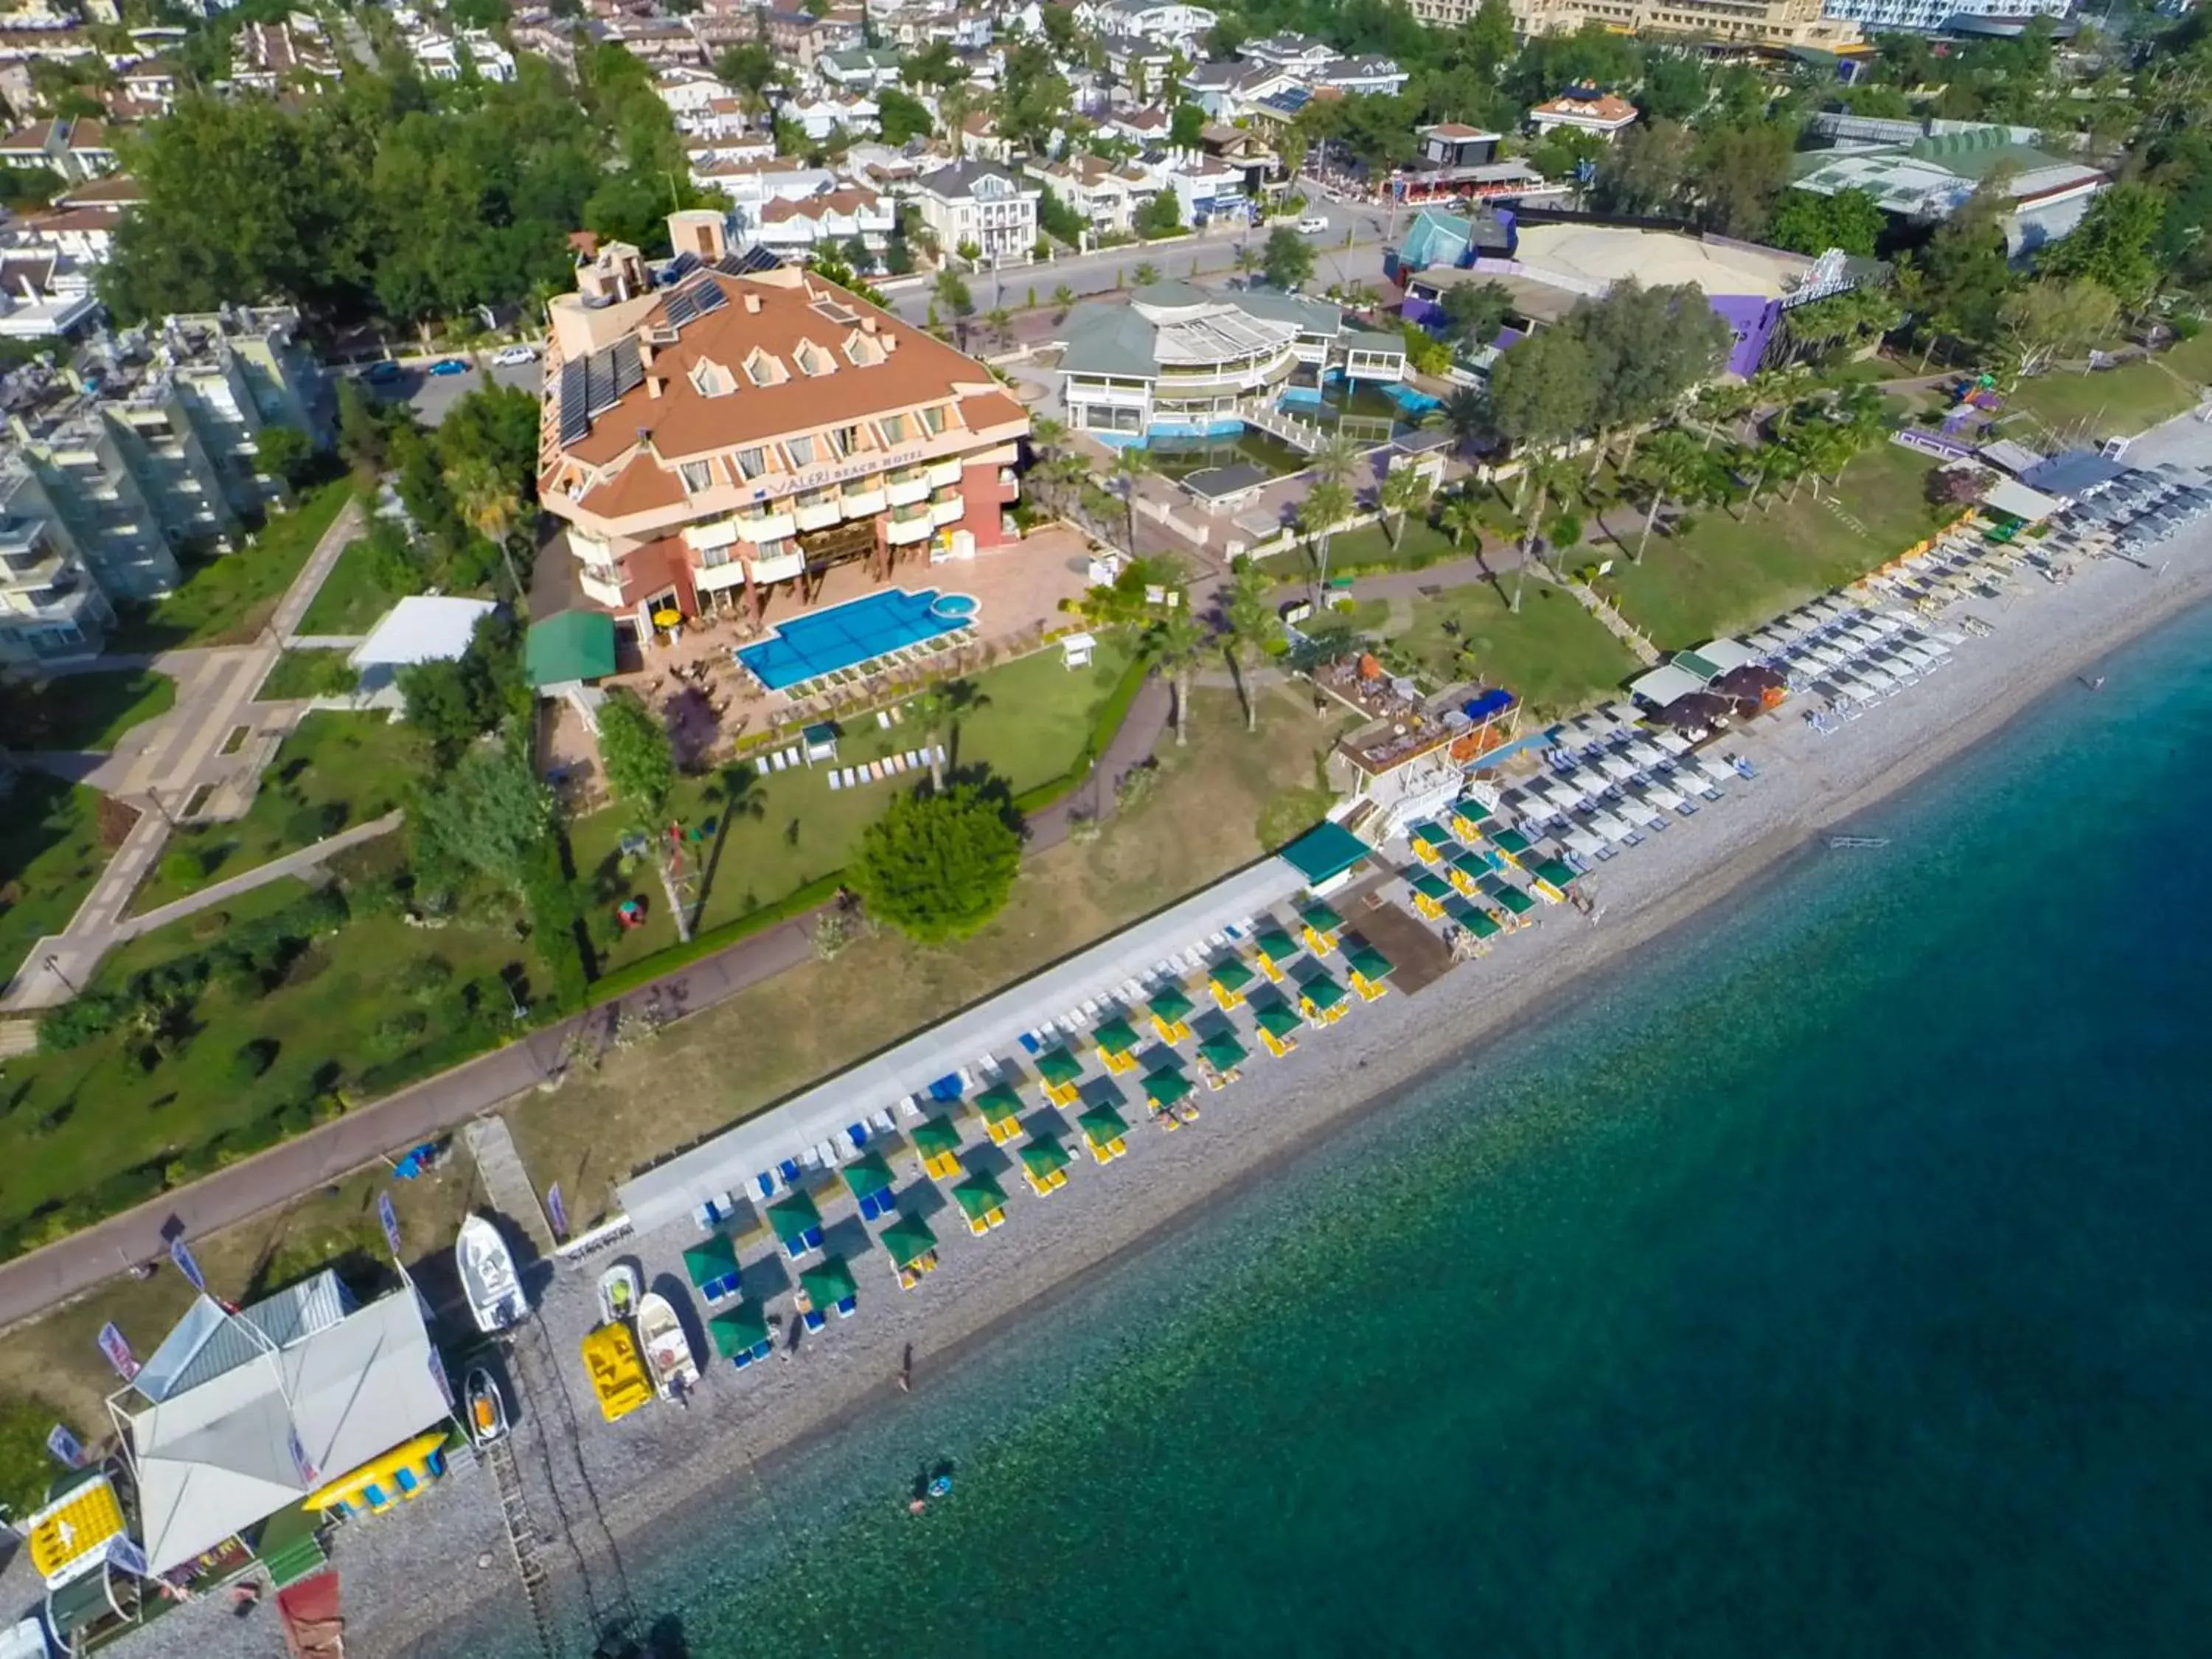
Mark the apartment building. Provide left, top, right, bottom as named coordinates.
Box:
left=1822, top=0, right=2065, bottom=31
left=537, top=218, right=1028, bottom=635
left=1405, top=0, right=1857, bottom=48
left=909, top=161, right=1041, bottom=265
left=0, top=307, right=327, bottom=662
left=0, top=114, right=119, bottom=184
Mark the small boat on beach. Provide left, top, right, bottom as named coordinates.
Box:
left=582, top=1323, right=652, bottom=1423
left=465, top=1369, right=508, bottom=1447
left=456, top=1215, right=526, bottom=1334
left=598, top=1262, right=641, bottom=1328
left=636, top=1292, right=700, bottom=1402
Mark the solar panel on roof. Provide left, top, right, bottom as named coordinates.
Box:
left=695, top=281, right=728, bottom=313
left=611, top=337, right=643, bottom=397
left=661, top=251, right=700, bottom=284
left=664, top=288, right=699, bottom=327
left=558, top=360, right=589, bottom=443
left=720, top=245, right=783, bottom=275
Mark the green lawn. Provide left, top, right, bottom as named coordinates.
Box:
left=1398, top=580, right=1644, bottom=719
left=1599, top=441, right=1949, bottom=650
left=297, top=535, right=407, bottom=636
left=1265, top=517, right=1468, bottom=582
left=128, top=712, right=421, bottom=913
left=572, top=641, right=1135, bottom=974
left=1999, top=333, right=2212, bottom=445
left=254, top=650, right=358, bottom=702
left=105, top=481, right=352, bottom=651
left=2, top=670, right=174, bottom=751
left=0, top=777, right=121, bottom=986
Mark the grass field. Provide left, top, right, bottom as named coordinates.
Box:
left=1599, top=441, right=1950, bottom=649
left=1397, top=579, right=1645, bottom=717
left=0, top=777, right=125, bottom=985
left=4, top=669, right=175, bottom=751
left=297, top=535, right=408, bottom=636
left=254, top=650, right=358, bottom=702
left=2000, top=335, right=2212, bottom=445
left=516, top=681, right=1347, bottom=1228
left=105, top=481, right=352, bottom=651
left=572, top=641, right=1137, bottom=975
left=128, top=712, right=420, bottom=912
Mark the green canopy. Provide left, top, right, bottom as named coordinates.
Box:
left=952, top=1170, right=1008, bottom=1220
left=1252, top=999, right=1303, bottom=1040
left=1092, top=1015, right=1141, bottom=1054
left=1410, top=872, right=1452, bottom=902
left=1079, top=1102, right=1130, bottom=1144
left=1021, top=1136, right=1071, bottom=1178
left=1300, top=900, right=1343, bottom=933
left=768, top=1189, right=821, bottom=1243
left=1492, top=829, right=1533, bottom=858
left=1463, top=908, right=1501, bottom=939
left=1208, top=958, right=1254, bottom=993
left=799, top=1256, right=858, bottom=1307
left=912, top=1116, right=962, bottom=1159
left=1347, top=945, right=1393, bottom=982
left=1280, top=819, right=1368, bottom=887
left=1036, top=1045, right=1083, bottom=1087
left=1455, top=799, right=1494, bottom=827
left=1534, top=858, right=1577, bottom=889
left=1492, top=884, right=1535, bottom=916
left=1198, top=1032, right=1248, bottom=1071
left=1254, top=927, right=1301, bottom=964
left=1144, top=1067, right=1194, bottom=1107
left=683, top=1231, right=740, bottom=1289
left=708, top=1304, right=769, bottom=1357
left=841, top=1150, right=894, bottom=1202
left=974, top=1080, right=1024, bottom=1124
left=880, top=1213, right=939, bottom=1270
left=1411, top=821, right=1455, bottom=852
left=526, top=608, right=618, bottom=687
left=1148, top=984, right=1195, bottom=1023
left=1451, top=849, right=1489, bottom=880
left=1301, top=973, right=1347, bottom=1012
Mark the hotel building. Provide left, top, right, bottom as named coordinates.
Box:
left=538, top=215, right=1029, bottom=633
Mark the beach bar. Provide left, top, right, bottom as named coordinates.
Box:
left=1021, top=1135, right=1073, bottom=1194
left=1279, top=820, right=1372, bottom=896
left=796, top=1257, right=859, bottom=1328
left=953, top=1170, right=1009, bottom=1235
left=709, top=1303, right=775, bottom=1369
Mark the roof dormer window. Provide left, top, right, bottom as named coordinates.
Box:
left=793, top=339, right=835, bottom=378
left=689, top=358, right=733, bottom=397
left=743, top=347, right=787, bottom=387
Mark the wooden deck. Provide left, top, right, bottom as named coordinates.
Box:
left=1340, top=876, right=1456, bottom=996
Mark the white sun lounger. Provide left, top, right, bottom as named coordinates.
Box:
left=827, top=770, right=842, bottom=790
left=771, top=749, right=788, bottom=771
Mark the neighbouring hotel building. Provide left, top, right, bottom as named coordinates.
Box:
left=538, top=215, right=1029, bottom=636
left=0, top=305, right=327, bottom=664
left=1407, top=0, right=1858, bottom=46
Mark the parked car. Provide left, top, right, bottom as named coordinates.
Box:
left=1295, top=215, right=1329, bottom=234
left=428, top=358, right=470, bottom=377
left=362, top=359, right=403, bottom=384
left=491, top=344, right=537, bottom=366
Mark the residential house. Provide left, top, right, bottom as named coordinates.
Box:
left=753, top=186, right=896, bottom=261
left=1105, top=103, right=1170, bottom=145
left=0, top=114, right=119, bottom=184
left=1526, top=88, right=1641, bottom=140
left=0, top=247, right=99, bottom=339
left=409, top=26, right=518, bottom=81
left=953, top=108, right=1015, bottom=165
left=910, top=159, right=1041, bottom=264
left=763, top=8, right=860, bottom=69
left=608, top=17, right=704, bottom=69
left=537, top=218, right=1029, bottom=636
left=229, top=15, right=342, bottom=92
left=1310, top=55, right=1408, bottom=97
left=815, top=44, right=903, bottom=92
left=784, top=91, right=880, bottom=141
left=1411, top=0, right=1856, bottom=46
left=1155, top=153, right=1253, bottom=228
left=1418, top=122, right=1502, bottom=169
left=1098, top=33, right=1176, bottom=96
left=1235, top=31, right=1337, bottom=72
left=1026, top=153, right=1148, bottom=237
left=1074, top=0, right=1215, bottom=47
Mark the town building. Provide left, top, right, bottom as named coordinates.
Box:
left=1057, top=281, right=1409, bottom=439
left=1406, top=0, right=1857, bottom=49
left=537, top=218, right=1029, bottom=639
left=408, top=25, right=518, bottom=81
left=0, top=307, right=326, bottom=663
left=1073, top=0, right=1216, bottom=49
left=908, top=160, right=1041, bottom=265
left=0, top=246, right=100, bottom=338
left=815, top=44, right=905, bottom=93
left=1234, top=29, right=1338, bottom=72
left=0, top=114, right=119, bottom=183
left=1820, top=0, right=2067, bottom=31
left=1025, top=154, right=1150, bottom=239
left=229, top=15, right=343, bottom=91
left=753, top=185, right=896, bottom=260
left=1791, top=118, right=2106, bottom=254
left=1526, top=88, right=1642, bottom=141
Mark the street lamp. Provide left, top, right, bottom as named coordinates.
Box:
left=43, top=953, right=77, bottom=997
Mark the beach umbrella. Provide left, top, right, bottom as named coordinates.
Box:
left=799, top=1256, right=858, bottom=1315
left=1091, top=1015, right=1141, bottom=1060
left=1035, top=1045, right=1084, bottom=1091
left=911, top=1116, right=963, bottom=1180
left=1252, top=927, right=1301, bottom=971
left=1079, top=1102, right=1131, bottom=1158
left=768, top=1189, right=824, bottom=1253
left=973, top=1080, right=1026, bottom=1141
left=1346, top=945, right=1394, bottom=990
left=951, top=1171, right=1009, bottom=1233
left=1410, top=821, right=1458, bottom=860
left=1020, top=1135, right=1073, bottom=1194
left=1299, top=900, right=1343, bottom=940
left=1207, top=957, right=1256, bottom=1006
left=1459, top=906, right=1502, bottom=940
left=880, top=1214, right=939, bottom=1273
left=1147, top=984, right=1196, bottom=1041
left=841, top=1150, right=895, bottom=1203
left=684, top=1231, right=741, bottom=1300
left=1251, top=998, right=1303, bottom=1054
left=1489, top=829, right=1533, bottom=864
left=1144, top=1067, right=1194, bottom=1110
left=1197, top=1032, right=1248, bottom=1074
left=708, top=1303, right=770, bottom=1360
left=1534, top=857, right=1578, bottom=891
left=1299, top=973, right=1349, bottom=1020
left=1489, top=883, right=1536, bottom=917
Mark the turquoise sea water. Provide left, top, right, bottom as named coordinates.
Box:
left=540, top=604, right=2212, bottom=1658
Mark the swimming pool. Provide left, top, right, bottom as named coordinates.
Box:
left=736, top=587, right=977, bottom=692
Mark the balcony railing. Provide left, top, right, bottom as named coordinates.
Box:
left=929, top=495, right=964, bottom=526
left=886, top=471, right=931, bottom=507
left=887, top=513, right=935, bottom=546
left=841, top=484, right=886, bottom=516
left=793, top=493, right=841, bottom=531
left=925, top=456, right=963, bottom=488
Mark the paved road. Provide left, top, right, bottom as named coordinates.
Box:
left=0, top=675, right=1172, bottom=1330
left=352, top=358, right=542, bottom=428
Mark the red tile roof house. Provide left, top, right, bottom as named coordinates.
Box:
left=538, top=214, right=1029, bottom=636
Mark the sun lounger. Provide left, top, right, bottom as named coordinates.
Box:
left=771, top=749, right=788, bottom=772
left=815, top=1139, right=838, bottom=1167
left=828, top=771, right=844, bottom=790
left=888, top=753, right=908, bottom=773
left=878, top=709, right=893, bottom=728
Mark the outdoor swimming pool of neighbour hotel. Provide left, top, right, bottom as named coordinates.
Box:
left=736, top=588, right=978, bottom=691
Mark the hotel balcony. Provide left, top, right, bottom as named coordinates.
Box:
left=736, top=508, right=796, bottom=543
left=841, top=483, right=886, bottom=516
left=1, top=547, right=66, bottom=592
left=792, top=491, right=841, bottom=532
left=929, top=491, right=964, bottom=526
left=925, top=456, right=963, bottom=489
left=580, top=566, right=625, bottom=608
left=886, top=470, right=931, bottom=508
left=886, top=505, right=933, bottom=546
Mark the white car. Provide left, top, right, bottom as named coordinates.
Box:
left=1295, top=216, right=1329, bottom=234
left=490, top=344, right=538, bottom=366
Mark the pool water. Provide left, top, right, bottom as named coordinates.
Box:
left=1145, top=431, right=1310, bottom=480
left=736, top=587, right=975, bottom=691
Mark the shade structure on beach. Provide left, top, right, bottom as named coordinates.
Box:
left=842, top=1150, right=896, bottom=1210
left=1092, top=1015, right=1141, bottom=1057
left=1253, top=999, right=1302, bottom=1048
left=1035, top=1045, right=1083, bottom=1088
left=1079, top=1101, right=1131, bottom=1158
left=1300, top=973, right=1349, bottom=1019
left=912, top=1116, right=964, bottom=1180
left=1300, top=901, right=1343, bottom=934
left=1148, top=984, right=1196, bottom=1026
left=1144, top=1066, right=1194, bottom=1108
left=1021, top=1135, right=1073, bottom=1193
left=1198, top=1032, right=1248, bottom=1074
left=1208, top=957, right=1255, bottom=998
left=1410, top=821, right=1457, bottom=859
left=952, top=1170, right=1009, bottom=1231
left=1533, top=857, right=1577, bottom=890
left=1450, top=799, right=1493, bottom=836
left=1490, top=830, right=1532, bottom=863
left=974, top=1081, right=1025, bottom=1140
left=1346, top=945, right=1392, bottom=983
left=1253, top=927, right=1301, bottom=966
left=799, top=1256, right=858, bottom=1315
left=1486, top=880, right=1535, bottom=917
left=768, top=1189, right=824, bottom=1253
left=683, top=1231, right=742, bottom=1301
left=708, top=1303, right=771, bottom=1360
left=1460, top=906, right=1502, bottom=939
left=880, top=1213, right=939, bottom=1273
left=1410, top=872, right=1452, bottom=905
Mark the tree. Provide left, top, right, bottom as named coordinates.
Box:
left=2037, top=182, right=2166, bottom=311
left=1307, top=431, right=1365, bottom=492
left=400, top=611, right=526, bottom=757
left=1298, top=480, right=1356, bottom=602
left=1769, top=187, right=1886, bottom=258
left=1220, top=560, right=1274, bottom=734
left=1261, top=226, right=1315, bottom=291
left=1994, top=277, right=2120, bottom=383
left=933, top=268, right=973, bottom=317
left=335, top=380, right=392, bottom=476
left=849, top=785, right=1021, bottom=943
left=1133, top=191, right=1182, bottom=238
left=1693, top=122, right=1793, bottom=240
left=1148, top=606, right=1206, bottom=746
left=1170, top=102, right=1206, bottom=149
left=445, top=456, right=528, bottom=597
left=907, top=677, right=985, bottom=790
left=409, top=738, right=554, bottom=897
left=1638, top=49, right=1707, bottom=122
left=1378, top=464, right=1433, bottom=549
left=1438, top=279, right=1513, bottom=352
left=254, top=424, right=316, bottom=489
left=1052, top=281, right=1076, bottom=315
left=1624, top=428, right=1703, bottom=563
left=597, top=690, right=676, bottom=822
left=716, top=43, right=778, bottom=111
left=1594, top=119, right=1694, bottom=216
left=1131, top=260, right=1161, bottom=287
left=1111, top=444, right=1155, bottom=555
left=877, top=86, right=933, bottom=145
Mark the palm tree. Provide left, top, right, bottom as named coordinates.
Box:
left=1051, top=281, right=1076, bottom=316
left=1377, top=465, right=1432, bottom=550
left=1131, top=260, right=1160, bottom=287
left=446, top=456, right=527, bottom=597
left=1231, top=245, right=1259, bottom=284
left=1220, top=561, right=1274, bottom=733
left=1441, top=387, right=1492, bottom=451
left=1111, top=444, right=1155, bottom=555
left=1297, top=480, right=1355, bottom=604
left=984, top=305, right=1013, bottom=349
left=1149, top=606, right=1207, bottom=747
left=1307, top=430, right=1364, bottom=493
left=1505, top=449, right=1575, bottom=613
left=1624, top=428, right=1703, bottom=563
left=907, top=677, right=987, bottom=790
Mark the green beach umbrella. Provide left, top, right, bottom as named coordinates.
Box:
left=1079, top=1102, right=1130, bottom=1147
left=1036, top=1045, right=1084, bottom=1088
left=768, top=1189, right=822, bottom=1247
left=1463, top=908, right=1501, bottom=939
left=1252, top=999, right=1302, bottom=1042
left=1092, top=1015, right=1141, bottom=1056
left=952, top=1170, right=1008, bottom=1222
left=912, top=1116, right=963, bottom=1161
left=1021, top=1135, right=1072, bottom=1180
left=1452, top=849, right=1489, bottom=881
left=800, top=1256, right=858, bottom=1307
left=1198, top=1031, right=1248, bottom=1072
left=1144, top=1067, right=1194, bottom=1108
left=880, top=1213, right=939, bottom=1271
left=683, top=1231, right=739, bottom=1292
left=1411, top=872, right=1452, bottom=903
left=1208, top=958, right=1255, bottom=995
left=1534, top=858, right=1577, bottom=889
left=1347, top=945, right=1393, bottom=983
left=1491, top=883, right=1535, bottom=917
left=1253, top=927, right=1301, bottom=965
left=1492, top=829, right=1533, bottom=860
left=708, top=1303, right=769, bottom=1357
left=841, top=1150, right=895, bottom=1203
left=1301, top=973, right=1348, bottom=1013
left=1411, top=821, right=1456, bottom=854
left=1300, top=900, right=1343, bottom=933
left=974, top=1079, right=1025, bottom=1127
left=1455, top=799, right=1493, bottom=828
left=1147, top=984, right=1196, bottom=1025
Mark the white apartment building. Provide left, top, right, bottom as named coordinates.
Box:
left=409, top=26, right=518, bottom=81
left=1073, top=0, right=1216, bottom=47
left=783, top=91, right=880, bottom=140
left=1820, top=0, right=2065, bottom=31
left=910, top=161, right=1041, bottom=265
left=752, top=186, right=895, bottom=260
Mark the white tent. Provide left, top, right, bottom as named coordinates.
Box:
left=1689, top=637, right=1759, bottom=673
left=1628, top=663, right=1708, bottom=709
left=1983, top=478, right=2063, bottom=524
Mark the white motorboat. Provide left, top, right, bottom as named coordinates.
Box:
left=636, top=1292, right=700, bottom=1402
left=456, top=1215, right=526, bottom=1333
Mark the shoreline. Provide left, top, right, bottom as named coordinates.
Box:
left=92, top=425, right=2212, bottom=1659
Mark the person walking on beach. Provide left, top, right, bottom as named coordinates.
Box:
left=898, top=1343, right=914, bottom=1394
